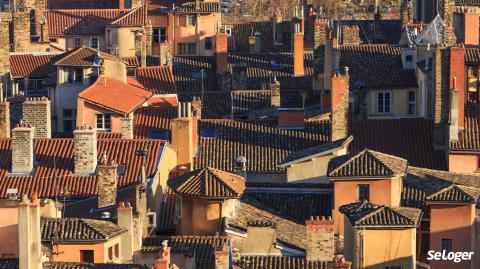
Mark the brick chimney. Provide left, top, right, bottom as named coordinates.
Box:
left=97, top=154, right=118, bottom=208
left=0, top=97, right=9, bottom=139
left=270, top=77, right=281, bottom=107
left=449, top=83, right=459, bottom=141
left=73, top=124, right=97, bottom=175
left=313, top=19, right=328, bottom=51
left=22, top=97, right=51, bottom=138
left=433, top=45, right=450, bottom=150
left=305, top=216, right=335, bottom=261
left=18, top=194, right=42, bottom=269
left=11, top=123, right=35, bottom=174
left=324, top=29, right=338, bottom=91
left=154, top=240, right=171, bottom=269
left=216, top=33, right=228, bottom=74
left=214, top=244, right=229, bottom=269
left=330, top=71, right=349, bottom=142
left=117, top=202, right=133, bottom=261
left=340, top=26, right=360, bottom=45
left=400, top=0, right=413, bottom=30
left=449, top=46, right=465, bottom=129
left=12, top=12, right=30, bottom=52
left=172, top=102, right=194, bottom=170
left=277, top=108, right=305, bottom=129
left=121, top=114, right=134, bottom=139
left=440, top=0, right=455, bottom=27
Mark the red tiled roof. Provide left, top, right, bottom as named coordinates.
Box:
left=47, top=0, right=120, bottom=9
left=133, top=106, right=176, bottom=139
left=137, top=66, right=177, bottom=95
left=79, top=76, right=153, bottom=114
left=9, top=54, right=58, bottom=78
left=111, top=4, right=147, bottom=26
left=147, top=96, right=178, bottom=107
left=121, top=56, right=140, bottom=67
left=0, top=138, right=164, bottom=198
left=55, top=46, right=119, bottom=66
left=46, top=9, right=126, bottom=36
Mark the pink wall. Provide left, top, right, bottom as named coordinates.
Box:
left=449, top=153, right=478, bottom=173
left=0, top=207, right=19, bottom=257
left=77, top=99, right=125, bottom=133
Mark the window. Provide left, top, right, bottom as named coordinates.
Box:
left=206, top=203, right=221, bottom=220
left=187, top=15, right=196, bottom=26
left=63, top=109, right=76, bottom=133
left=114, top=244, right=119, bottom=258
left=441, top=239, right=453, bottom=253
left=153, top=28, right=167, bottom=42
left=408, top=91, right=416, bottom=115
left=65, top=67, right=83, bottom=83
left=357, top=184, right=370, bottom=201
left=178, top=43, right=196, bottom=55
left=205, top=37, right=213, bottom=50
left=275, top=32, right=283, bottom=45
left=376, top=92, right=392, bottom=114
left=96, top=114, right=111, bottom=131
left=108, top=246, right=113, bottom=261
left=73, top=37, right=82, bottom=48
left=90, top=37, right=99, bottom=49
left=80, top=250, right=94, bottom=263
left=26, top=79, right=45, bottom=95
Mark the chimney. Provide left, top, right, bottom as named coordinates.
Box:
left=117, top=202, right=134, bottom=262
left=254, top=32, right=262, bottom=53
left=440, top=0, right=455, bottom=27
left=22, top=97, right=51, bottom=138
left=11, top=123, right=35, bottom=174
left=324, top=29, right=338, bottom=91
left=119, top=0, right=125, bottom=11
left=340, top=26, right=360, bottom=45
left=154, top=240, right=171, bottom=269
left=214, top=243, right=230, bottom=269
left=18, top=194, right=42, bottom=269
left=121, top=114, right=134, bottom=139
left=293, top=31, right=305, bottom=77
left=243, top=221, right=276, bottom=254
left=305, top=216, right=335, bottom=261
left=313, top=19, right=329, bottom=51
left=216, top=33, right=228, bottom=74
left=172, top=102, right=194, bottom=170
left=330, top=72, right=349, bottom=142
left=449, top=84, right=459, bottom=142
left=74, top=124, right=97, bottom=175
left=277, top=108, right=305, bottom=129
left=326, top=255, right=351, bottom=269
left=433, top=45, right=450, bottom=150
left=400, top=0, right=413, bottom=30
left=12, top=12, right=30, bottom=52
left=248, top=36, right=255, bottom=53
left=449, top=46, right=465, bottom=129
left=0, top=98, right=9, bottom=139
left=97, top=154, right=118, bottom=208
left=270, top=76, right=281, bottom=107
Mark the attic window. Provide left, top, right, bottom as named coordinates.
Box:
left=271, top=60, right=283, bottom=70
left=149, top=129, right=171, bottom=140
left=200, top=128, right=218, bottom=138
left=117, top=164, right=126, bottom=176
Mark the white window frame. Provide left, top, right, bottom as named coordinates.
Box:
left=408, top=90, right=416, bottom=115
left=73, top=37, right=82, bottom=48
left=376, top=91, right=392, bottom=115
left=90, top=37, right=99, bottom=49
left=187, top=15, right=196, bottom=26
left=96, top=114, right=111, bottom=131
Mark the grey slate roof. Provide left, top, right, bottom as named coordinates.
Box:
left=236, top=256, right=328, bottom=269
left=426, top=185, right=480, bottom=203
left=40, top=218, right=126, bottom=242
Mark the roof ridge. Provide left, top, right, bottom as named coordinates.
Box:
left=111, top=3, right=146, bottom=25
left=367, top=150, right=402, bottom=175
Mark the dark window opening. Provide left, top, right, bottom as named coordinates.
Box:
left=80, top=250, right=94, bottom=263
left=357, top=184, right=370, bottom=201
left=441, top=238, right=453, bottom=253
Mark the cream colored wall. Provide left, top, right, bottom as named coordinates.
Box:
left=172, top=13, right=221, bottom=56
left=368, top=87, right=419, bottom=119
left=103, top=59, right=127, bottom=83
left=107, top=27, right=138, bottom=58
left=51, top=242, right=105, bottom=263
left=65, top=36, right=105, bottom=50
left=102, top=236, right=123, bottom=263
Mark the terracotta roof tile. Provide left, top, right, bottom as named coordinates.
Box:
left=137, top=66, right=177, bottom=94
left=0, top=138, right=164, bottom=198
left=121, top=56, right=140, bottom=67
left=168, top=167, right=246, bottom=198
left=465, top=47, right=480, bottom=65
left=143, top=236, right=229, bottom=269
left=46, top=9, right=126, bottom=36
left=41, top=217, right=126, bottom=242
left=173, top=56, right=217, bottom=93
left=111, top=4, right=147, bottom=26
left=229, top=20, right=292, bottom=53
left=237, top=256, right=328, bottom=269
left=46, top=262, right=148, bottom=269
left=46, top=0, right=120, bottom=9
left=336, top=20, right=402, bottom=44
left=79, top=76, right=152, bottom=114
left=194, top=120, right=330, bottom=173
left=450, top=106, right=480, bottom=151
left=173, top=1, right=220, bottom=13
left=0, top=259, right=18, bottom=269
left=133, top=106, right=176, bottom=139
left=55, top=46, right=119, bottom=66
left=158, top=188, right=176, bottom=233
left=339, top=45, right=417, bottom=89
left=328, top=149, right=408, bottom=178
left=456, top=0, right=480, bottom=5
left=9, top=54, right=58, bottom=78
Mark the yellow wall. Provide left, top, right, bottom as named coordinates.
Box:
left=368, top=87, right=419, bottom=119
left=344, top=219, right=416, bottom=269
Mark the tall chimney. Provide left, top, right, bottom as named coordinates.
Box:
left=324, top=29, right=337, bottom=91
left=121, top=114, right=134, bottom=139
left=216, top=33, right=228, bottom=74
left=117, top=202, right=133, bottom=262
left=171, top=102, right=194, bottom=170
left=0, top=97, right=9, bottom=139
left=330, top=72, right=349, bottom=142
left=155, top=240, right=171, bottom=269
left=270, top=77, right=281, bottom=107
left=449, top=46, right=465, bottom=129
left=305, top=216, right=335, bottom=261
left=22, top=97, right=51, bottom=138
left=97, top=155, right=118, bottom=208
left=449, top=84, right=459, bottom=142
left=11, top=123, right=35, bottom=174
left=73, top=124, right=97, bottom=175
left=18, top=194, right=42, bottom=269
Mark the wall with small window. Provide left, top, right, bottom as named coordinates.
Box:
left=48, top=236, right=120, bottom=263
left=368, top=88, right=419, bottom=119
left=65, top=35, right=105, bottom=51
left=76, top=100, right=127, bottom=133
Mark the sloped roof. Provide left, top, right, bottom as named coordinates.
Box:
left=46, top=0, right=119, bottom=9
left=45, top=262, right=148, bottom=269
left=464, top=47, right=480, bottom=65
left=228, top=20, right=292, bottom=53
left=168, top=167, right=246, bottom=198
left=137, top=66, right=177, bottom=95
left=426, top=185, right=480, bottom=203
left=338, top=200, right=377, bottom=215
left=0, top=138, right=164, bottom=198
left=133, top=106, right=176, bottom=139
left=340, top=201, right=422, bottom=228
left=41, top=217, right=126, bottom=242
left=111, top=4, right=147, bottom=26
left=9, top=53, right=58, bottom=78
left=173, top=1, right=220, bottom=13
left=55, top=46, right=119, bottom=66
left=79, top=77, right=152, bottom=114
left=237, top=256, right=328, bottom=269
left=328, top=149, right=408, bottom=178
left=450, top=106, right=480, bottom=151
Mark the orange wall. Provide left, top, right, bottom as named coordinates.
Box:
left=0, top=207, right=19, bottom=257
left=50, top=236, right=122, bottom=263
left=464, top=13, right=480, bottom=45
left=448, top=153, right=478, bottom=173
left=333, top=177, right=402, bottom=234
left=429, top=204, right=476, bottom=269
left=77, top=99, right=125, bottom=133
left=177, top=196, right=222, bottom=235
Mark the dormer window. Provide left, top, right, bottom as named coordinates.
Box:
left=65, top=67, right=83, bottom=83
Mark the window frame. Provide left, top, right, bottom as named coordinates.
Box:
left=96, top=114, right=112, bottom=131
left=357, top=184, right=370, bottom=201
left=408, top=90, right=416, bottom=115
left=73, top=37, right=82, bottom=48
left=187, top=14, right=196, bottom=26
left=205, top=36, right=213, bottom=50
left=376, top=91, right=392, bottom=115
left=79, top=250, right=94, bottom=263
left=90, top=37, right=99, bottom=49
left=153, top=28, right=167, bottom=43
left=441, top=238, right=453, bottom=253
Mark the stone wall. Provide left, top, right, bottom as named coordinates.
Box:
left=0, top=101, right=10, bottom=138
left=11, top=123, right=35, bottom=174
left=270, top=79, right=281, bottom=107
left=340, top=26, right=360, bottom=45
left=22, top=97, right=51, bottom=138
left=97, top=160, right=118, bottom=208
left=121, top=114, right=134, bottom=139
left=305, top=216, right=335, bottom=261
left=0, top=21, right=10, bottom=79
left=73, top=125, right=98, bottom=175
left=12, top=12, right=30, bottom=52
